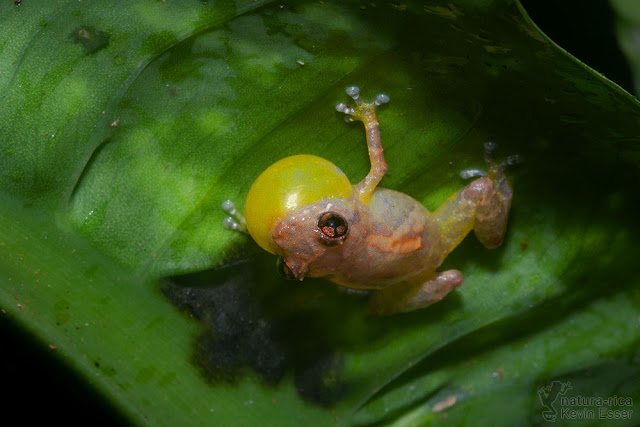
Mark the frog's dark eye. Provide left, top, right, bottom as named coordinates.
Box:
left=276, top=257, right=296, bottom=280
left=318, top=212, right=348, bottom=240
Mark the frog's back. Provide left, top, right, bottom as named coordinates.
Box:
left=367, top=188, right=430, bottom=231
left=338, top=188, right=445, bottom=287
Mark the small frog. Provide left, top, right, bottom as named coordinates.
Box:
left=223, top=86, right=519, bottom=315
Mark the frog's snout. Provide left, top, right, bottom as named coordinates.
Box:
left=276, top=257, right=306, bottom=281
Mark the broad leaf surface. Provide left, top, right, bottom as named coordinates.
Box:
left=1, top=0, right=638, bottom=425
left=613, top=0, right=640, bottom=96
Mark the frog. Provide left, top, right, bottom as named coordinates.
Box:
left=222, top=86, right=519, bottom=315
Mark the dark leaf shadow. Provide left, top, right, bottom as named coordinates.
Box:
left=160, top=250, right=465, bottom=407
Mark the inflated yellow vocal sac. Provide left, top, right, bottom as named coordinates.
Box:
left=244, top=154, right=352, bottom=254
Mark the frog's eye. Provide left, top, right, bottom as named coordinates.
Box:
left=317, top=212, right=349, bottom=241
left=244, top=154, right=352, bottom=253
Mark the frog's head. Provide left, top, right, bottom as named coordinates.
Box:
left=244, top=154, right=364, bottom=280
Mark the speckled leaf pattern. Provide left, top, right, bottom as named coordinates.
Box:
left=1, top=0, right=638, bottom=426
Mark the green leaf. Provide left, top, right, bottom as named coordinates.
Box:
left=612, top=0, right=640, bottom=96
left=1, top=0, right=639, bottom=425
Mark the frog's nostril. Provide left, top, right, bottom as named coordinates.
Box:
left=276, top=256, right=299, bottom=281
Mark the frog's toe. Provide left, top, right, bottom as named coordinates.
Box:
left=221, top=199, right=238, bottom=216
left=462, top=142, right=521, bottom=179
left=373, top=93, right=390, bottom=106
left=222, top=216, right=245, bottom=231
left=346, top=85, right=361, bottom=101
left=460, top=168, right=488, bottom=179
left=498, top=154, right=522, bottom=171
left=221, top=199, right=248, bottom=233
left=484, top=141, right=497, bottom=154
left=335, top=86, right=362, bottom=117
left=483, top=141, right=499, bottom=166
left=336, top=86, right=389, bottom=121
left=335, top=102, right=355, bottom=116
left=483, top=141, right=521, bottom=173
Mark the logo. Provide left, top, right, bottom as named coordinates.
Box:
left=538, top=381, right=573, bottom=422
left=537, top=381, right=634, bottom=422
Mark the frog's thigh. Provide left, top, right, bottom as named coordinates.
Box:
left=437, top=177, right=512, bottom=252
left=369, top=270, right=463, bottom=315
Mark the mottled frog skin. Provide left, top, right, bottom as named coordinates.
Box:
left=223, top=87, right=518, bottom=315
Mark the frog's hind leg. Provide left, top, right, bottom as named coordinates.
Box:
left=369, top=270, right=463, bottom=315
left=436, top=143, right=520, bottom=253
left=461, top=142, right=521, bottom=207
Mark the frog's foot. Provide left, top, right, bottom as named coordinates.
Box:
left=369, top=270, right=463, bottom=315
left=335, top=86, right=389, bottom=124
left=221, top=199, right=248, bottom=233
left=453, top=142, right=518, bottom=249
left=484, top=142, right=521, bottom=177
left=460, top=142, right=521, bottom=181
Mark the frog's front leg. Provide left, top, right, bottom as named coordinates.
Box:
left=436, top=142, right=520, bottom=254
left=336, top=86, right=389, bottom=204
left=369, top=270, right=463, bottom=315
